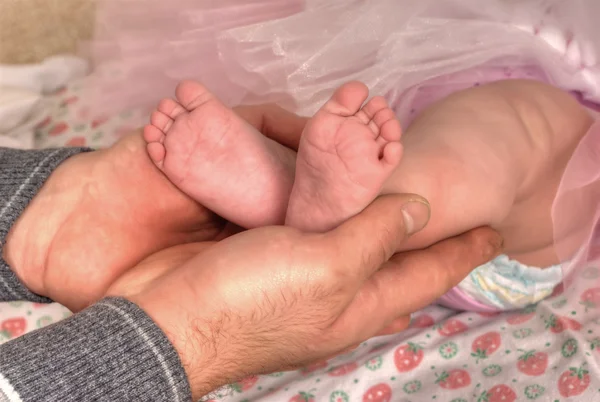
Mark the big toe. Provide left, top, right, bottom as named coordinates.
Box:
left=175, top=80, right=214, bottom=111
left=324, top=81, right=370, bottom=116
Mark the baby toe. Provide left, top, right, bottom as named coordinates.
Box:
left=143, top=124, right=165, bottom=143
left=157, top=98, right=187, bottom=120
left=150, top=110, right=174, bottom=133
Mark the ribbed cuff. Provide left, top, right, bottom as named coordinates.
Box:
left=0, top=297, right=192, bottom=401
left=0, top=147, right=91, bottom=302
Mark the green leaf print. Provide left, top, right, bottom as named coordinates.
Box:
left=364, top=356, right=383, bottom=371
left=524, top=384, right=545, bottom=399
left=402, top=380, right=422, bottom=394
left=92, top=132, right=105, bottom=142
left=561, top=338, right=578, bottom=358
left=36, top=316, right=53, bottom=328
left=329, top=390, right=349, bottom=402
left=512, top=328, right=533, bottom=339
left=439, top=342, right=459, bottom=359
left=482, top=364, right=502, bottom=377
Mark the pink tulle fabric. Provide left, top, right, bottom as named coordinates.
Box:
left=81, top=0, right=306, bottom=115
left=83, top=0, right=600, bottom=117
left=552, top=119, right=600, bottom=288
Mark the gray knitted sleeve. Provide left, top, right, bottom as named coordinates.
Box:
left=0, top=297, right=192, bottom=401
left=0, top=148, right=194, bottom=401
left=0, top=147, right=90, bottom=302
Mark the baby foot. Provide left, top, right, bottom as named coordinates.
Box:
left=143, top=80, right=295, bottom=228
left=286, top=81, right=403, bottom=231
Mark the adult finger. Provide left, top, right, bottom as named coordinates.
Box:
left=376, top=227, right=503, bottom=315
left=233, top=104, right=308, bottom=150
left=327, top=194, right=430, bottom=282
left=375, top=316, right=412, bottom=336
left=332, top=227, right=502, bottom=341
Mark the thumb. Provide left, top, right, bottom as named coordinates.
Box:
left=328, top=194, right=430, bottom=281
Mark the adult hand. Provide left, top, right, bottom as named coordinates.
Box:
left=109, top=195, right=502, bottom=399
left=4, top=104, right=307, bottom=312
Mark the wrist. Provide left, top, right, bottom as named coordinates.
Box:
left=130, top=289, right=229, bottom=400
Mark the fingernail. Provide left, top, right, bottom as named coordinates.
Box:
left=401, top=198, right=431, bottom=235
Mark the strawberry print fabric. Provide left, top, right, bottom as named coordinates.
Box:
left=0, top=302, right=70, bottom=345
left=33, top=68, right=149, bottom=151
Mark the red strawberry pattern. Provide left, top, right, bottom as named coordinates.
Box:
left=517, top=350, right=548, bottom=376
left=435, top=369, right=471, bottom=389
left=231, top=375, right=259, bottom=392
left=362, top=383, right=392, bottom=402
left=1, top=318, right=26, bottom=338
left=437, top=319, right=468, bottom=336
left=479, top=384, right=516, bottom=402
left=289, top=390, right=315, bottom=402
left=301, top=360, right=328, bottom=375
left=580, top=287, right=600, bottom=310
left=394, top=342, right=424, bottom=372
left=91, top=117, right=109, bottom=129
left=61, top=96, right=80, bottom=106
left=328, top=362, right=358, bottom=377
left=410, top=314, right=434, bottom=328
left=506, top=304, right=537, bottom=325
left=545, top=314, right=582, bottom=333
left=49, top=122, right=69, bottom=136
left=506, top=312, right=535, bottom=325
left=590, top=337, right=600, bottom=354
left=477, top=311, right=501, bottom=318
left=550, top=282, right=564, bottom=297
left=471, top=331, right=501, bottom=362
left=35, top=116, right=52, bottom=130
left=66, top=137, right=87, bottom=147
left=558, top=364, right=590, bottom=397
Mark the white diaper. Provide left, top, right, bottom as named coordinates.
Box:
left=457, top=255, right=563, bottom=310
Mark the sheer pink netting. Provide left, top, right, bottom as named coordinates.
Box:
left=552, top=120, right=600, bottom=288
left=83, top=0, right=600, bottom=116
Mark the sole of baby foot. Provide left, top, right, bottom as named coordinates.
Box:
left=286, top=81, right=403, bottom=232
left=143, top=80, right=296, bottom=228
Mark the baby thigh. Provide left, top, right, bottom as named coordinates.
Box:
left=382, top=88, right=529, bottom=252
